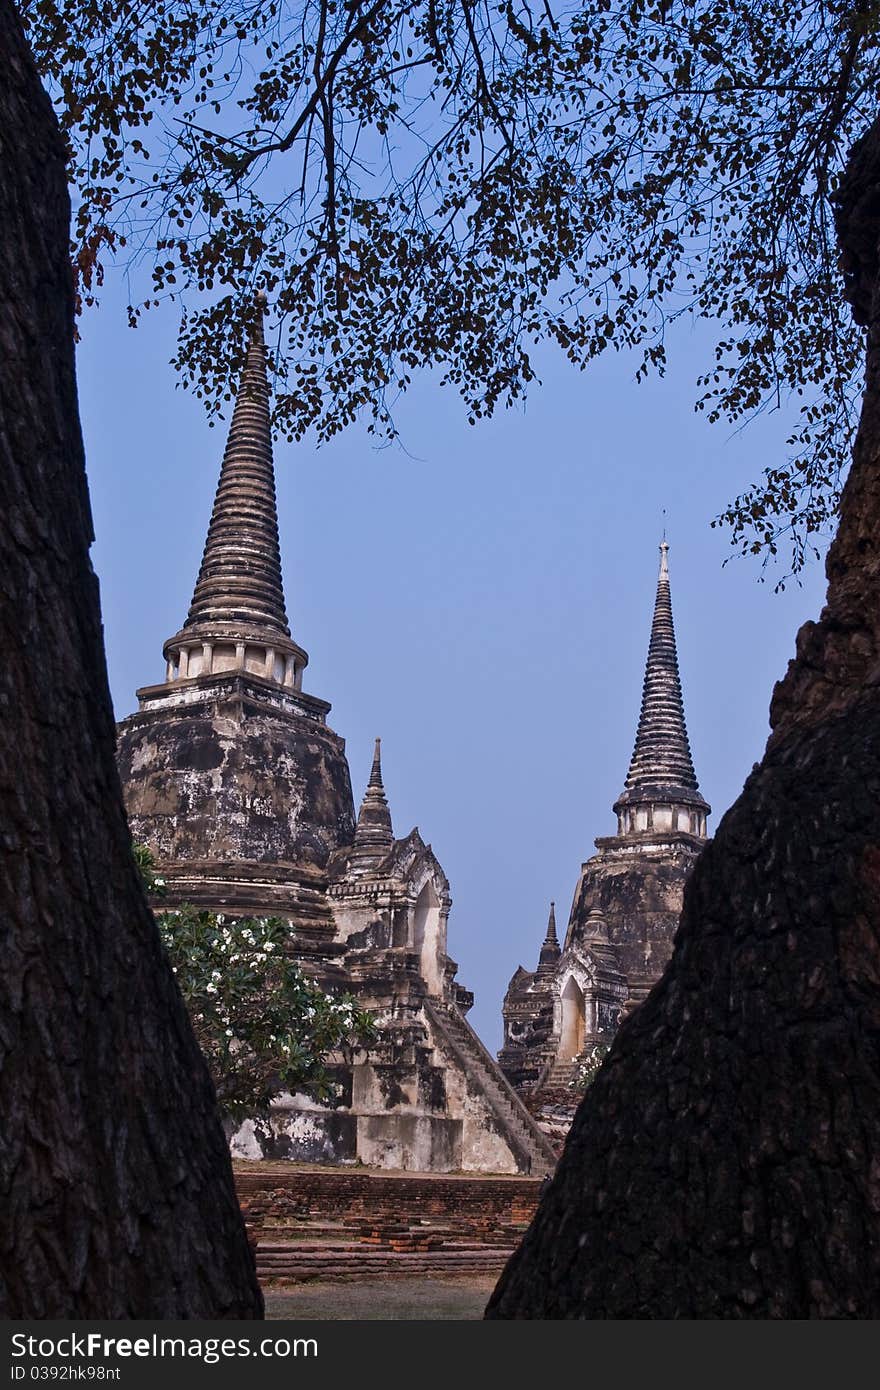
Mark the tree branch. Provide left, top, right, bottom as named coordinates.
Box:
left=234, top=0, right=393, bottom=173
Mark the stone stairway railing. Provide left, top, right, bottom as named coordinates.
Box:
left=425, top=1000, right=557, bottom=1175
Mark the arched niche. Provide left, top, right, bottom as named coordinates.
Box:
left=558, top=975, right=586, bottom=1060
left=412, top=878, right=443, bottom=995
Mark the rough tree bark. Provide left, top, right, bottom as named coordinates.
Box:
left=486, top=119, right=880, bottom=1319
left=0, top=2, right=263, bottom=1317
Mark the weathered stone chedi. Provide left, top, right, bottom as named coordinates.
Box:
left=498, top=542, right=710, bottom=1101
left=572, top=541, right=709, bottom=1006
left=117, top=303, right=354, bottom=928
left=118, top=302, right=554, bottom=1176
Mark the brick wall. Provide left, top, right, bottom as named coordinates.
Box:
left=235, top=1162, right=541, bottom=1234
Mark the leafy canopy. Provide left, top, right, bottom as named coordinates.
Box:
left=21, top=0, right=880, bottom=571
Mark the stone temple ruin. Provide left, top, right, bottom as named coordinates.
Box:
left=497, top=541, right=710, bottom=1136
left=117, top=300, right=555, bottom=1176
left=117, top=295, right=713, bottom=1172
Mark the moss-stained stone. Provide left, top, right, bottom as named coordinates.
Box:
left=118, top=676, right=355, bottom=876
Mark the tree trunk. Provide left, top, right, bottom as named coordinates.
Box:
left=0, top=2, right=263, bottom=1318
left=486, top=118, right=880, bottom=1319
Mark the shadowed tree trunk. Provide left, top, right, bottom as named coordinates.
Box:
left=0, top=1, right=263, bottom=1318
left=486, top=118, right=880, bottom=1319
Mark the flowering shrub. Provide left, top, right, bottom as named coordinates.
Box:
left=136, top=846, right=375, bottom=1118
left=567, top=1042, right=610, bottom=1092
left=133, top=841, right=166, bottom=896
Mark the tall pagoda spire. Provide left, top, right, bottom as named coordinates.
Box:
left=184, top=292, right=288, bottom=636
left=347, top=738, right=394, bottom=871
left=162, top=294, right=308, bottom=690
left=613, top=542, right=709, bottom=839
left=538, top=901, right=561, bottom=970
left=625, top=540, right=697, bottom=792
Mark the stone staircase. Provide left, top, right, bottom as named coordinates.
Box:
left=425, top=1000, right=557, bottom=1175
left=539, top=1057, right=579, bottom=1091
left=252, top=1211, right=526, bottom=1282
left=255, top=1241, right=512, bottom=1282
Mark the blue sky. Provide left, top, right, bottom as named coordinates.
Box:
left=77, top=290, right=831, bottom=1052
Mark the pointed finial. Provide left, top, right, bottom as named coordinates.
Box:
left=250, top=288, right=267, bottom=345
left=370, top=737, right=383, bottom=781
left=348, top=736, right=393, bottom=869
left=659, top=537, right=669, bottom=577
left=538, top=899, right=561, bottom=969
left=547, top=901, right=558, bottom=941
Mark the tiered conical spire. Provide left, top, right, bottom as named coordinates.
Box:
left=624, top=541, right=699, bottom=793
left=162, top=295, right=309, bottom=690
left=348, top=739, right=394, bottom=867
left=613, top=541, right=709, bottom=838
left=184, top=293, right=289, bottom=638
left=538, top=901, right=561, bottom=969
